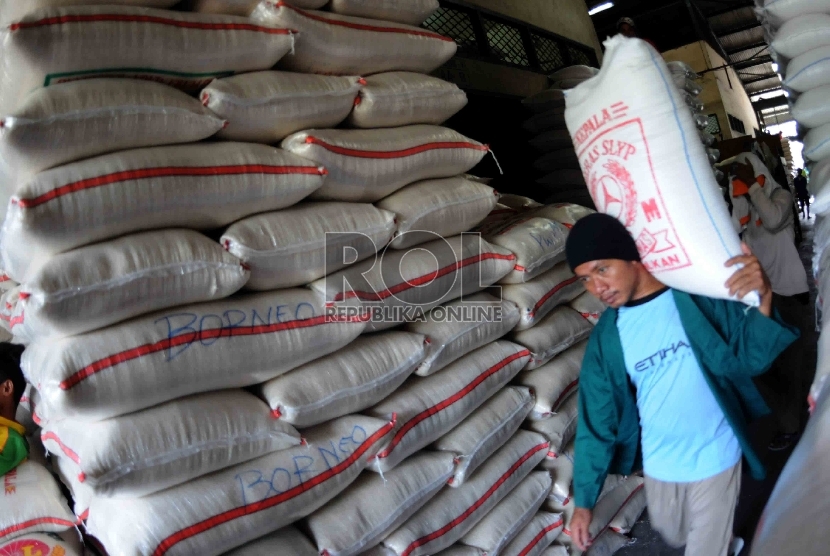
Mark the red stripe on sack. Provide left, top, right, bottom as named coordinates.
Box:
left=79, top=509, right=90, bottom=522
left=401, top=442, right=549, bottom=556
left=0, top=314, right=10, bottom=323
left=304, top=136, right=488, bottom=159
left=151, top=417, right=396, bottom=556
left=8, top=314, right=23, bottom=328
left=514, top=264, right=527, bottom=272
left=0, top=517, right=78, bottom=539
left=40, top=432, right=82, bottom=467
left=270, top=408, right=282, bottom=419
left=16, top=165, right=325, bottom=209
left=516, top=518, right=566, bottom=556
left=18, top=292, right=30, bottom=300
left=334, top=251, right=516, bottom=302
left=9, top=14, right=295, bottom=34
left=530, top=276, right=580, bottom=316
left=59, top=313, right=367, bottom=391
left=275, top=1, right=454, bottom=42
left=376, top=349, right=530, bottom=459
left=0, top=274, right=10, bottom=282
left=551, top=379, right=579, bottom=413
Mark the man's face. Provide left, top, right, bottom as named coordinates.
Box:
left=619, top=23, right=636, bottom=38
left=574, top=259, right=640, bottom=308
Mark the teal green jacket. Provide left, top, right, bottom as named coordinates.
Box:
left=573, top=289, right=799, bottom=509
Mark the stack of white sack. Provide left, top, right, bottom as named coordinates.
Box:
left=755, top=1, right=830, bottom=407
left=523, top=66, right=599, bottom=206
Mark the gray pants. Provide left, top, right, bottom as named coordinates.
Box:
left=644, top=462, right=741, bottom=556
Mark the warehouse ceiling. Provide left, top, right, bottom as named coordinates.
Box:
left=586, top=0, right=784, bottom=99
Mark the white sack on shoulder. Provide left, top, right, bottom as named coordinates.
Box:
left=0, top=461, right=76, bottom=542
left=252, top=2, right=456, bottom=75
left=516, top=339, right=586, bottom=419
left=310, top=234, right=515, bottom=332
left=502, top=262, right=585, bottom=331
left=11, top=229, right=249, bottom=343
left=0, top=5, right=295, bottom=114
left=281, top=125, right=488, bottom=202
left=348, top=72, right=467, bottom=128
left=377, top=176, right=497, bottom=249
left=306, top=452, right=456, bottom=556
left=201, top=72, right=362, bottom=143
left=329, top=0, right=439, bottom=26
left=511, top=307, right=592, bottom=370
left=41, top=390, right=301, bottom=498
left=1, top=142, right=326, bottom=283
left=380, top=430, right=549, bottom=556
left=85, top=415, right=395, bottom=556
left=564, top=36, right=756, bottom=305
left=25, top=288, right=367, bottom=422
left=259, top=332, right=426, bottom=428
left=189, top=0, right=327, bottom=16
left=459, top=472, right=552, bottom=554
left=366, top=341, right=530, bottom=472
left=0, top=1, right=179, bottom=22
left=433, top=386, right=534, bottom=487
left=221, top=202, right=395, bottom=291
left=405, top=293, right=521, bottom=377
left=0, top=79, right=224, bottom=181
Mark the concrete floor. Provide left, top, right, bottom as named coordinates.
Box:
left=617, top=215, right=818, bottom=556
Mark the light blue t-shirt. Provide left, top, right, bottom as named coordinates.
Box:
left=617, top=289, right=741, bottom=483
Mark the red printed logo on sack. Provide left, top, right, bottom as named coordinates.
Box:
left=0, top=538, right=65, bottom=556
left=575, top=104, right=691, bottom=273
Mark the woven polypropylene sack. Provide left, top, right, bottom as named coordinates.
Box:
left=252, top=2, right=456, bottom=75
left=189, top=0, right=328, bottom=16
left=11, top=229, right=249, bottom=343
left=501, top=512, right=564, bottom=556
left=348, top=72, right=467, bottom=128
left=201, top=72, right=362, bottom=143
left=41, top=390, right=301, bottom=498
left=460, top=472, right=552, bottom=555
left=405, top=293, right=521, bottom=377
left=309, top=234, right=515, bottom=332
left=772, top=14, right=830, bottom=58
left=0, top=1, right=179, bottom=22
left=499, top=195, right=543, bottom=210
left=25, top=288, right=367, bottom=422
left=786, top=45, right=830, bottom=92
left=792, top=84, right=830, bottom=128
left=223, top=527, right=318, bottom=556
left=221, top=202, right=395, bottom=291
left=0, top=79, right=224, bottom=181
left=804, top=123, right=830, bottom=161
left=516, top=339, right=587, bottom=419
left=0, top=6, right=295, bottom=114
left=53, top=456, right=93, bottom=519
left=0, top=533, right=82, bottom=556
left=433, top=386, right=534, bottom=487
left=436, top=547, right=485, bottom=556
left=541, top=439, right=574, bottom=507
left=306, top=452, right=456, bottom=556
left=0, top=461, right=76, bottom=543
left=528, top=393, right=579, bottom=458
left=532, top=204, right=595, bottom=229
left=381, top=430, right=549, bottom=556
left=587, top=477, right=645, bottom=543
left=0, top=142, right=326, bottom=282
left=556, top=475, right=632, bottom=547
left=762, top=0, right=830, bottom=26
left=565, top=36, right=755, bottom=305
left=366, top=341, right=530, bottom=473
left=85, top=415, right=395, bottom=556
left=329, top=0, right=438, bottom=25
left=503, top=263, right=584, bottom=331
left=523, top=89, right=566, bottom=114
left=585, top=531, right=631, bottom=556
left=476, top=214, right=569, bottom=284
left=568, top=292, right=606, bottom=324
left=540, top=546, right=569, bottom=556
left=281, top=125, right=487, bottom=202
left=259, top=332, right=426, bottom=428
left=607, top=482, right=646, bottom=534
left=509, top=304, right=591, bottom=370
left=377, top=177, right=497, bottom=249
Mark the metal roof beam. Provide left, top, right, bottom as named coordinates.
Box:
left=734, top=55, right=773, bottom=69
left=741, top=73, right=779, bottom=85
left=753, top=95, right=789, bottom=111
left=727, top=40, right=767, bottom=55
left=714, top=20, right=761, bottom=37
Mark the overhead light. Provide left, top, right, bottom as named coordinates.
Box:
left=589, top=2, right=614, bottom=16
left=771, top=62, right=779, bottom=72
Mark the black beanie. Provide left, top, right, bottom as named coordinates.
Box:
left=565, top=213, right=641, bottom=271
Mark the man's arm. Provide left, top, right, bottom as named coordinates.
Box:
left=749, top=186, right=793, bottom=232
left=571, top=333, right=620, bottom=549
